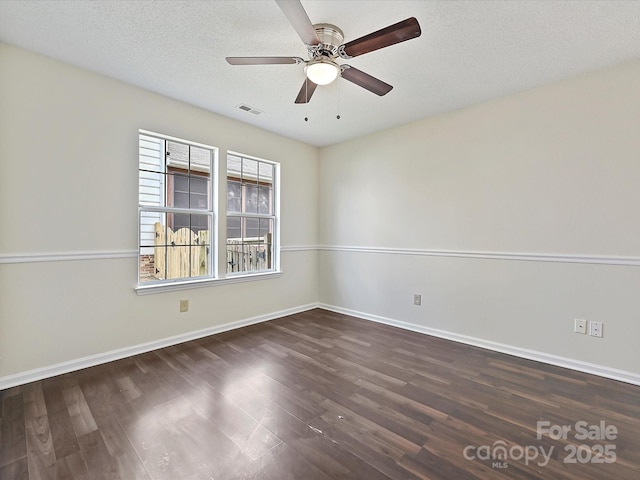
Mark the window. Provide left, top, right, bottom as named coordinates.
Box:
left=227, top=153, right=278, bottom=274
left=138, top=131, right=216, bottom=284
left=137, top=132, right=280, bottom=291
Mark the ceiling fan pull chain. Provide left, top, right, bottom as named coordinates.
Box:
left=337, top=77, right=341, bottom=120
left=304, top=78, right=309, bottom=121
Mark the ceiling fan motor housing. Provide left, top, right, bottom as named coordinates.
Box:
left=308, top=23, right=344, bottom=59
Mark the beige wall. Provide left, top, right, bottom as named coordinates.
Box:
left=0, top=43, right=319, bottom=378
left=318, top=60, right=640, bottom=374
left=2, top=40, right=639, bottom=383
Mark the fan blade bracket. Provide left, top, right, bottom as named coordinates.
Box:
left=337, top=45, right=353, bottom=60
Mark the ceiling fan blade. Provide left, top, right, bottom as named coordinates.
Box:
left=294, top=78, right=318, bottom=103
left=339, top=17, right=421, bottom=59
left=340, top=66, right=393, bottom=96
left=226, top=56, right=303, bottom=65
left=275, top=0, right=321, bottom=45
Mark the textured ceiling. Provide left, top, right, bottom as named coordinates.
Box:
left=1, top=0, right=639, bottom=147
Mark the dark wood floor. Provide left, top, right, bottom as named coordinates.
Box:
left=1, top=309, right=639, bottom=479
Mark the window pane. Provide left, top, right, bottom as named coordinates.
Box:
left=190, top=146, right=211, bottom=173
left=244, top=217, right=260, bottom=240
left=244, top=185, right=259, bottom=214
left=226, top=216, right=273, bottom=274
left=191, top=177, right=208, bottom=194
left=174, top=192, right=189, bottom=209
left=166, top=172, right=181, bottom=208
left=258, top=186, right=272, bottom=214
left=242, top=158, right=258, bottom=183
left=258, top=161, right=273, bottom=184
left=174, top=174, right=189, bottom=192
left=226, top=241, right=270, bottom=274
left=166, top=140, right=190, bottom=169
left=227, top=216, right=241, bottom=240
left=167, top=172, right=210, bottom=210
left=138, top=211, right=164, bottom=283
left=227, top=154, right=242, bottom=178
left=189, top=176, right=209, bottom=209
left=227, top=181, right=241, bottom=213
left=139, top=135, right=165, bottom=174
left=140, top=210, right=166, bottom=250
left=141, top=213, right=211, bottom=282
left=190, top=191, right=208, bottom=210
left=139, top=170, right=164, bottom=206
left=170, top=212, right=209, bottom=234
left=259, top=218, right=273, bottom=238
left=139, top=134, right=164, bottom=206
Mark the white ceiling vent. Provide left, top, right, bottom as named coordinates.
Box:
left=237, top=104, right=263, bottom=115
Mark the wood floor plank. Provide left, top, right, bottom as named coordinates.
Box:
left=24, top=408, right=56, bottom=480
left=317, top=397, right=423, bottom=459
left=76, top=374, right=150, bottom=480
left=62, top=384, right=98, bottom=438
left=77, top=429, right=119, bottom=479
left=122, top=394, right=255, bottom=479
left=41, top=379, right=80, bottom=462
left=23, top=384, right=55, bottom=480
left=243, top=372, right=327, bottom=423
left=0, top=457, right=29, bottom=480
left=0, top=392, right=28, bottom=468
left=255, top=401, right=392, bottom=480
left=186, top=382, right=282, bottom=461
left=253, top=442, right=333, bottom=480
left=309, top=416, right=423, bottom=480
left=55, top=450, right=89, bottom=480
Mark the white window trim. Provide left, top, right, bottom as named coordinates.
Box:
left=135, top=270, right=284, bottom=295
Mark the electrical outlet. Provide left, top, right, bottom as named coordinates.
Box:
left=413, top=294, right=422, bottom=306
left=574, top=319, right=587, bottom=334
left=589, top=321, right=603, bottom=338
left=179, top=299, right=189, bottom=313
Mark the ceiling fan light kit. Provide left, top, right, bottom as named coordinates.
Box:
left=226, top=0, right=421, bottom=104
left=304, top=58, right=339, bottom=85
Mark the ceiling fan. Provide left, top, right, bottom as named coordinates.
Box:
left=226, top=0, right=421, bottom=103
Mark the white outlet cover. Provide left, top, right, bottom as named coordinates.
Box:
left=589, top=321, right=603, bottom=337
left=574, top=319, right=587, bottom=334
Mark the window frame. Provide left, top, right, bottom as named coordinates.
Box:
left=135, top=132, right=282, bottom=295
left=137, top=129, right=218, bottom=290
left=226, top=151, right=280, bottom=276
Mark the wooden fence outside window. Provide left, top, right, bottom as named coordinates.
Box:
left=149, top=223, right=271, bottom=280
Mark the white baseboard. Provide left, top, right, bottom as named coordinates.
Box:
left=4, top=302, right=638, bottom=390
left=318, top=303, right=640, bottom=387
left=0, top=303, right=318, bottom=390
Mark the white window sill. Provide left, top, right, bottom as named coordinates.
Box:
left=135, top=270, right=283, bottom=295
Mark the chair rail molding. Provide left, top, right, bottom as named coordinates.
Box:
left=318, top=245, right=640, bottom=267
